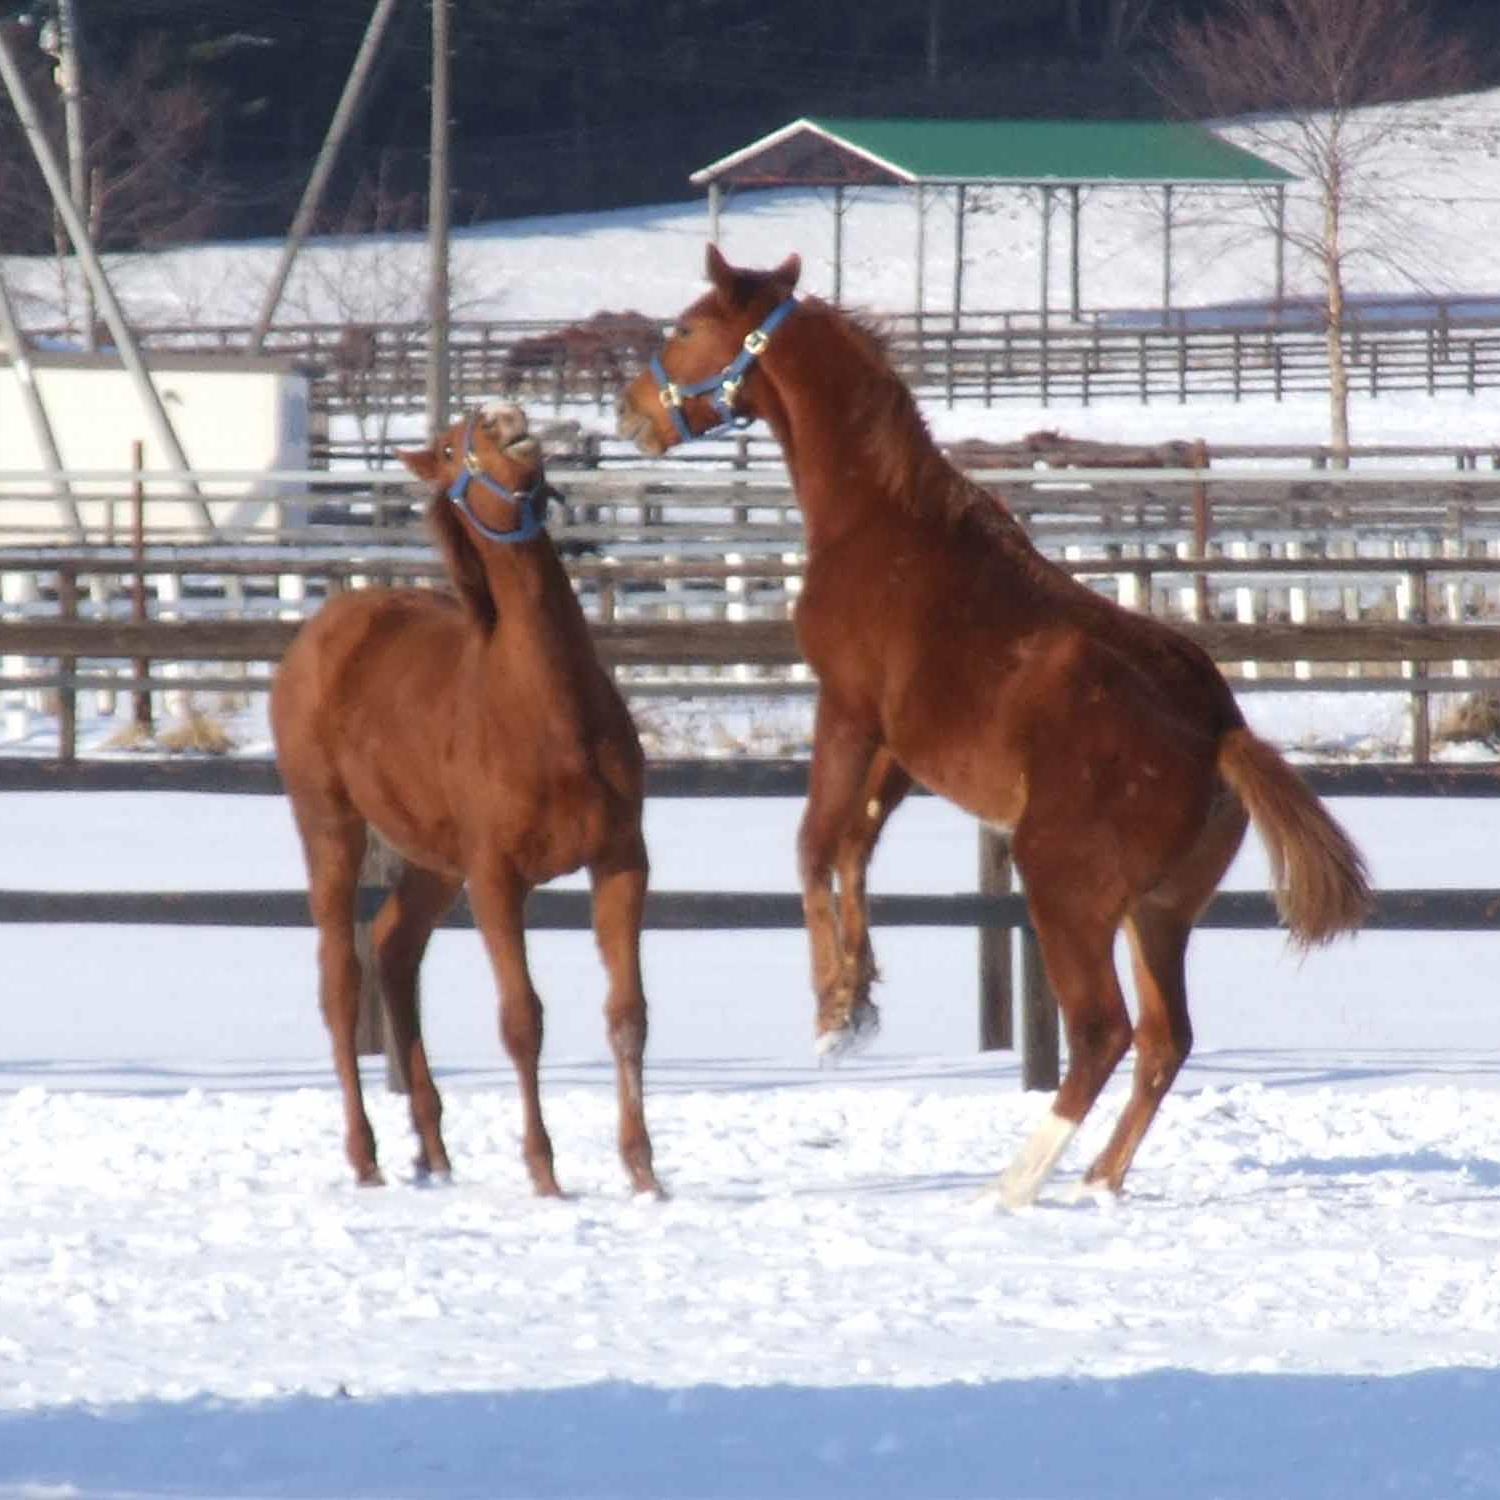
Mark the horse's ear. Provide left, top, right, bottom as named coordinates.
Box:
left=705, top=242, right=734, bottom=293
left=398, top=446, right=440, bottom=483
left=771, top=252, right=801, bottom=294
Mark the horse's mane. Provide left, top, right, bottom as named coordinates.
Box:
left=809, top=300, right=1045, bottom=559
left=426, top=490, right=498, bottom=632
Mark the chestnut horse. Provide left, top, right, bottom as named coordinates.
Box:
left=271, top=401, right=660, bottom=1197
left=618, top=247, right=1370, bottom=1206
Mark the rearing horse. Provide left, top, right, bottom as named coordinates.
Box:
left=618, top=248, right=1370, bottom=1207
left=272, top=401, right=660, bottom=1198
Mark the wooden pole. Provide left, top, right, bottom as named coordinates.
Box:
left=130, top=440, right=152, bottom=733
left=1019, top=923, right=1060, bottom=1091
left=353, top=829, right=411, bottom=1093
left=57, top=567, right=78, bottom=763
left=978, top=827, right=1014, bottom=1051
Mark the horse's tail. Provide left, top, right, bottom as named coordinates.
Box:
left=1217, top=726, right=1372, bottom=947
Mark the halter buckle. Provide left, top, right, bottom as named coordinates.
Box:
left=743, top=329, right=770, bottom=356
left=720, top=375, right=742, bottom=405
left=659, top=382, right=683, bottom=409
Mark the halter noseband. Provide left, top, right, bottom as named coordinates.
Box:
left=648, top=296, right=797, bottom=443
left=445, top=418, right=553, bottom=544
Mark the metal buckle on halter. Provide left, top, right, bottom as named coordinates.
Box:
left=743, top=329, right=770, bottom=356
left=659, top=381, right=683, bottom=409
left=720, top=375, right=742, bottom=405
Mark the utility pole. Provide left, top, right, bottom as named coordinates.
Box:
left=250, top=0, right=404, bottom=351
left=426, top=0, right=451, bottom=440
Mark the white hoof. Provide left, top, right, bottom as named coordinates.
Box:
left=988, top=1110, right=1079, bottom=1209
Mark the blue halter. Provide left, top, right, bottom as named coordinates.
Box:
left=648, top=296, right=797, bottom=443
left=445, top=418, right=552, bottom=544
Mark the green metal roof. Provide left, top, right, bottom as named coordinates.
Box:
left=693, top=116, right=1294, bottom=188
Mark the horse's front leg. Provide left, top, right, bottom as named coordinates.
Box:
left=590, top=838, right=663, bottom=1198
left=298, top=812, right=382, bottom=1184
left=468, top=860, right=561, bottom=1196
left=372, top=862, right=463, bottom=1181
left=832, top=750, right=912, bottom=1047
left=798, top=698, right=879, bottom=1056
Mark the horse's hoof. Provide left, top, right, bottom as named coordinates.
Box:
left=815, top=1026, right=855, bottom=1064
left=355, top=1166, right=386, bottom=1188
left=816, top=1005, right=881, bottom=1065
left=413, top=1162, right=453, bottom=1189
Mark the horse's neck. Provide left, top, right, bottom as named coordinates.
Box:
left=480, top=546, right=595, bottom=680
left=765, top=315, right=1004, bottom=550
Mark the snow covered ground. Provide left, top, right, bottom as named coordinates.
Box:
left=4, top=87, right=1500, bottom=1500
left=2, top=787, right=1500, bottom=1499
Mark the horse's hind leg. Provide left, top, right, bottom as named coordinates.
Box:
left=467, top=862, right=561, bottom=1196
left=294, top=803, right=381, bottom=1184
left=990, top=860, right=1133, bottom=1208
left=833, top=751, right=912, bottom=1045
left=799, top=700, right=879, bottom=1053
left=1083, top=796, right=1246, bottom=1194
left=372, top=862, right=462, bottom=1181
left=1080, top=901, right=1192, bottom=1195
left=590, top=841, right=662, bottom=1197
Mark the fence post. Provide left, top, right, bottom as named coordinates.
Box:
left=130, top=442, right=155, bottom=733
left=978, top=827, right=1013, bottom=1051
left=354, top=827, right=411, bottom=1094
left=57, top=566, right=79, bottom=762
left=1019, top=922, right=1060, bottom=1092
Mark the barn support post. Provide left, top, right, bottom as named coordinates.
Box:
left=1068, top=184, right=1082, bottom=320
left=707, top=180, right=723, bottom=244
left=250, top=0, right=403, bottom=350
left=978, top=827, right=1014, bottom=1051
left=831, top=183, right=845, bottom=305
left=1161, top=184, right=1175, bottom=319
left=1038, top=185, right=1054, bottom=328
left=0, top=25, right=211, bottom=532
left=952, top=183, right=967, bottom=326
left=914, top=183, right=926, bottom=330
left=1273, top=183, right=1287, bottom=314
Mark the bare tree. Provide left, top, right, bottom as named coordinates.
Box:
left=1163, top=0, right=1473, bottom=462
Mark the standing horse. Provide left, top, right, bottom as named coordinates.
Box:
left=271, top=401, right=660, bottom=1197
left=617, top=248, right=1370, bottom=1206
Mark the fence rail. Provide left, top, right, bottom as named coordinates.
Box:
left=33, top=308, right=1500, bottom=415
left=3, top=756, right=1498, bottom=1090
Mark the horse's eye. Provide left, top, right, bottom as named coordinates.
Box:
left=672, top=323, right=690, bottom=340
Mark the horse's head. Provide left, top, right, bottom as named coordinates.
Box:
left=399, top=400, right=555, bottom=545
left=616, top=245, right=801, bottom=454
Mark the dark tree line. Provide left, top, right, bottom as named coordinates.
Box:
left=2, top=0, right=1497, bottom=251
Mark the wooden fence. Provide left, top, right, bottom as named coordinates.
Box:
left=41, top=309, right=1500, bottom=416
left=2, top=756, right=1499, bottom=1091
left=12, top=462, right=1500, bottom=759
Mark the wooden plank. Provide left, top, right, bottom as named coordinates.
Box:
left=2, top=757, right=1499, bottom=800
left=2, top=885, right=1497, bottom=931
